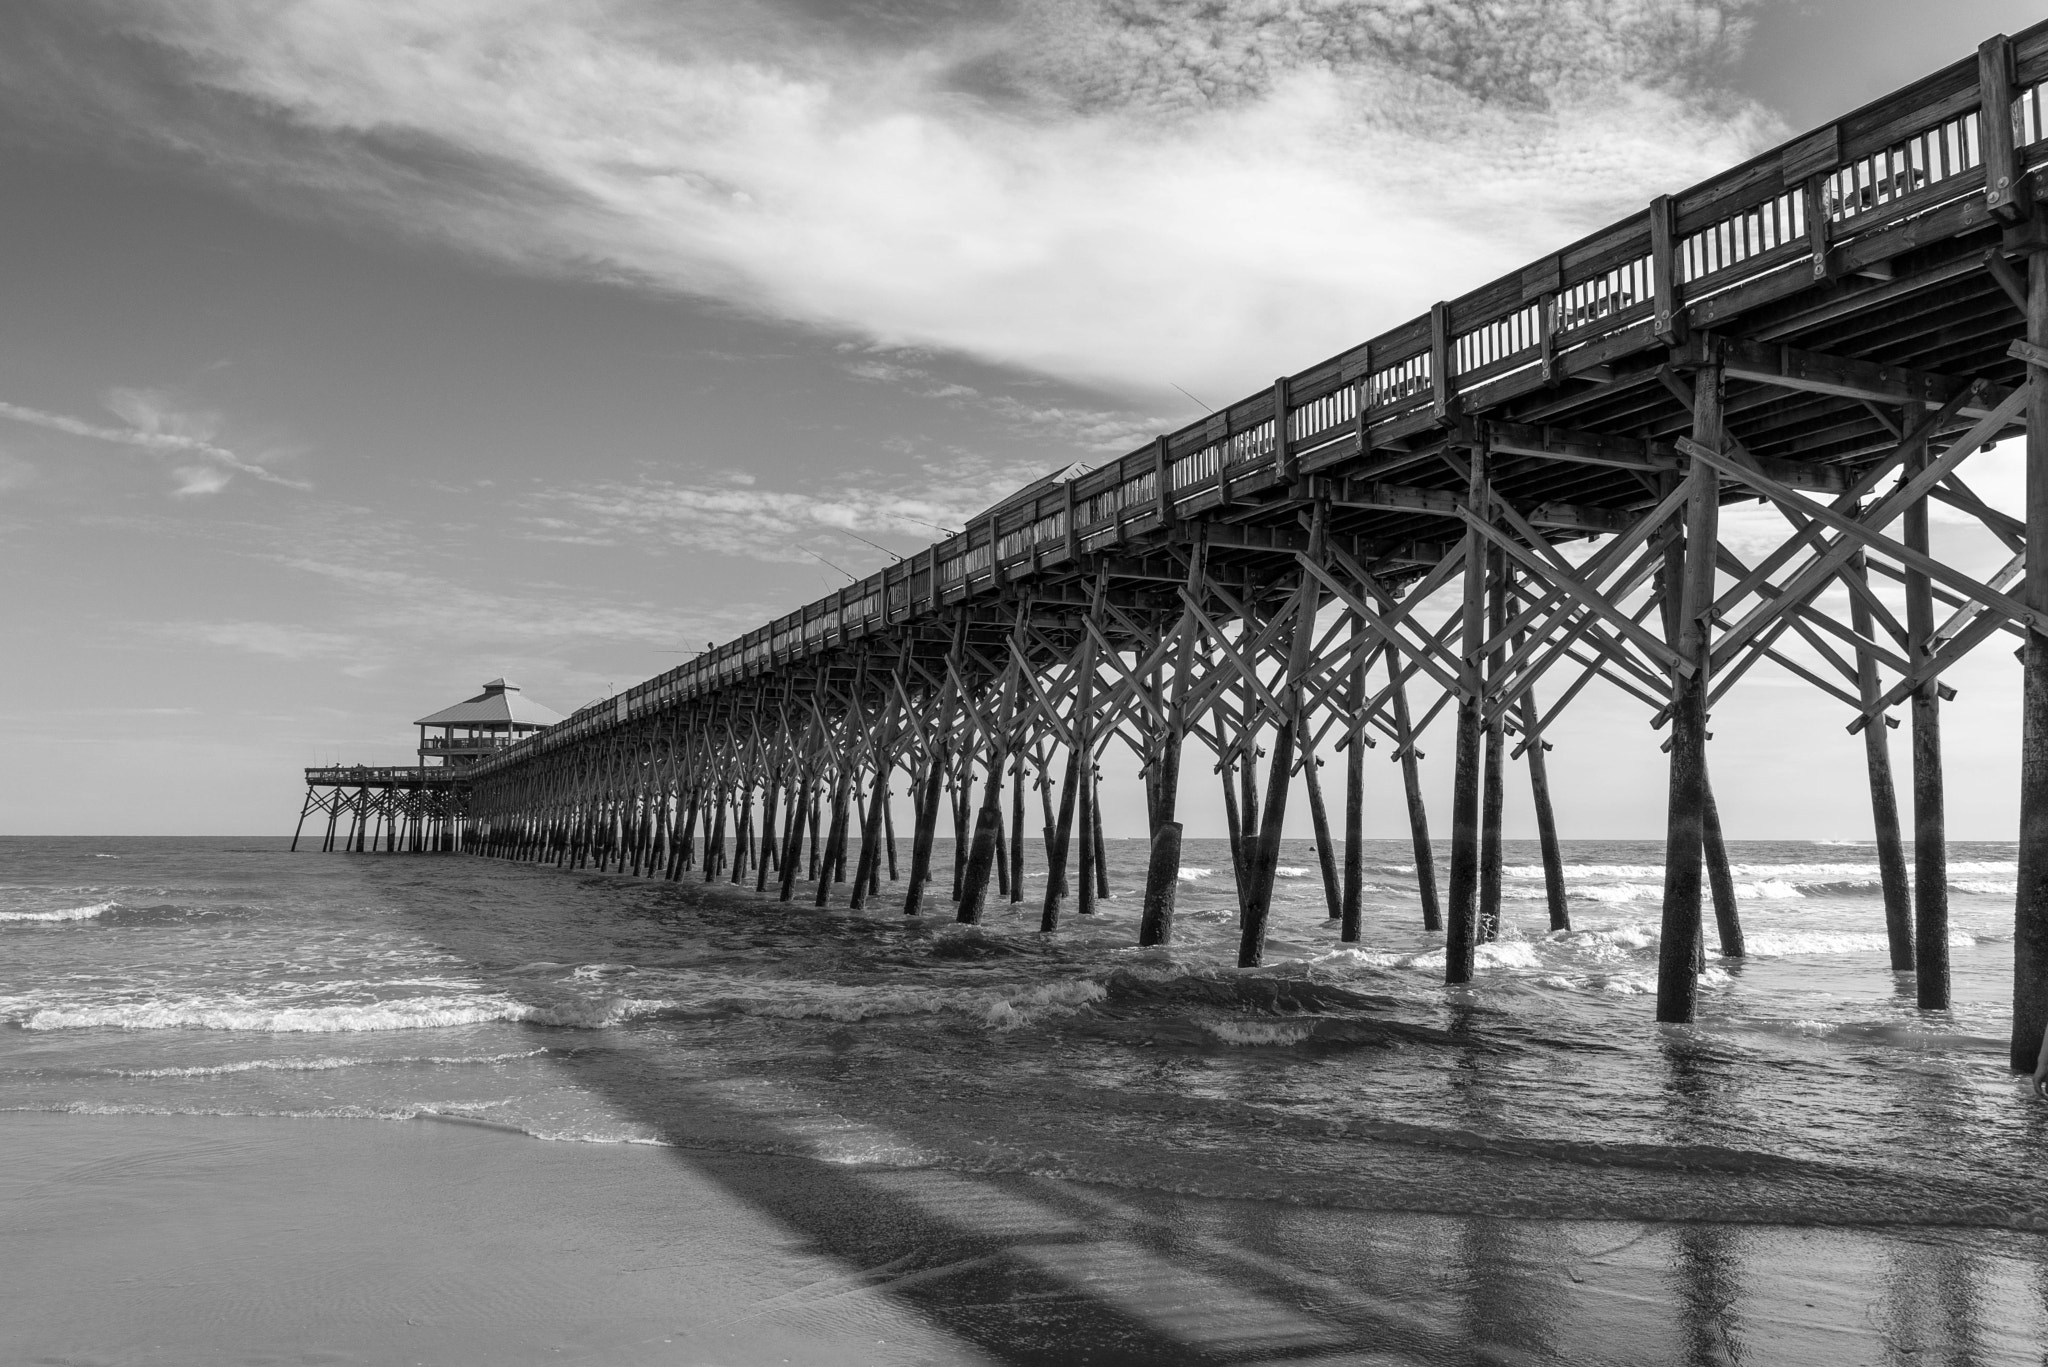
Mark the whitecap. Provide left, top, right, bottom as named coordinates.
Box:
left=738, top=987, right=953, bottom=1023
left=983, top=979, right=1107, bottom=1030
left=1474, top=941, right=1543, bottom=969
left=1740, top=929, right=1978, bottom=957
left=1205, top=1019, right=1315, bottom=1046
left=0, top=902, right=114, bottom=923
left=107, top=1049, right=550, bottom=1078
left=17, top=993, right=669, bottom=1033
left=1578, top=883, right=1664, bottom=904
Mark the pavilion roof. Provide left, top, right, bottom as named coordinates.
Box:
left=414, top=679, right=564, bottom=729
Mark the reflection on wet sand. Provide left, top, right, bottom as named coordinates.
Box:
left=382, top=928, right=2046, bottom=1362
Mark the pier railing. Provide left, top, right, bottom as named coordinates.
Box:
left=303, top=766, right=464, bottom=787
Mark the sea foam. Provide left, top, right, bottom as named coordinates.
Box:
left=16, top=994, right=676, bottom=1033
left=0, top=902, right=113, bottom=923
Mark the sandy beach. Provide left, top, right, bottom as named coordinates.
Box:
left=7, top=1109, right=2045, bottom=1366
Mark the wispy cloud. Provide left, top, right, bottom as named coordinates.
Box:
left=0, top=450, right=35, bottom=495
left=0, top=1, right=1775, bottom=400
left=273, top=551, right=753, bottom=651
left=837, top=350, right=1158, bottom=450
left=0, top=389, right=308, bottom=492
left=161, top=620, right=361, bottom=660
left=523, top=455, right=1068, bottom=563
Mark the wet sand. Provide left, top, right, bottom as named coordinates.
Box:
left=6, top=1111, right=2044, bottom=1365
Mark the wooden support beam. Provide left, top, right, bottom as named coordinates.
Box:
left=1525, top=500, right=1641, bottom=534
left=1655, top=358, right=1722, bottom=1026
left=1701, top=760, right=1744, bottom=958
left=1708, top=386, right=2030, bottom=673
left=1692, top=441, right=2048, bottom=639
left=1332, top=472, right=1650, bottom=538
left=1446, top=437, right=1488, bottom=985
left=2016, top=238, right=2048, bottom=1074
left=1981, top=34, right=2028, bottom=222
left=1846, top=552, right=1916, bottom=973
left=1340, top=615, right=1368, bottom=942
left=1703, top=336, right=2014, bottom=418
left=1905, top=419, right=1950, bottom=1009
left=1239, top=565, right=1319, bottom=967
left=1388, top=642, right=1444, bottom=934
left=1302, top=749, right=1342, bottom=925
left=1459, top=512, right=1692, bottom=678
left=1515, top=675, right=1570, bottom=933
left=1478, top=550, right=1508, bottom=944
left=1484, top=419, right=1678, bottom=473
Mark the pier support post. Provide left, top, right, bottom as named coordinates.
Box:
left=1701, top=763, right=1744, bottom=957
left=1221, top=756, right=1247, bottom=912
left=849, top=756, right=891, bottom=911
left=1446, top=440, right=1489, bottom=984
left=1091, top=765, right=1111, bottom=901
left=884, top=785, right=899, bottom=881
left=756, top=778, right=779, bottom=893
left=704, top=787, right=728, bottom=884
left=960, top=620, right=1024, bottom=924
left=1516, top=686, right=1570, bottom=932
left=1041, top=618, right=1095, bottom=931
left=1008, top=757, right=1026, bottom=902
left=992, top=802, right=1011, bottom=900
left=955, top=799, right=1003, bottom=925
left=1239, top=556, right=1319, bottom=968
left=2018, top=245, right=2048, bottom=1069
left=1304, top=751, right=1342, bottom=924
left=814, top=771, right=851, bottom=907
left=1849, top=552, right=1915, bottom=971
left=1138, top=822, right=1183, bottom=947
left=1137, top=711, right=1184, bottom=946
left=1655, top=355, right=1721, bottom=1024
left=290, top=790, right=315, bottom=853
left=1040, top=739, right=1082, bottom=931
left=1389, top=645, right=1443, bottom=932
left=903, top=752, right=945, bottom=915
left=1076, top=756, right=1097, bottom=916
left=1341, top=618, right=1366, bottom=942
left=1904, top=431, right=1951, bottom=1009
left=1478, top=552, right=1507, bottom=944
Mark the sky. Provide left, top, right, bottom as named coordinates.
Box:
left=0, top=0, right=2042, bottom=839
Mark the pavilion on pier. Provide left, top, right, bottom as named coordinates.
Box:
left=415, top=679, right=564, bottom=768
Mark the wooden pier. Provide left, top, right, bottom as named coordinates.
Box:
left=293, top=766, right=467, bottom=854
left=346, top=27, right=2048, bottom=1068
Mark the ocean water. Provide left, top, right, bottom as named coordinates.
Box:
left=5, top=834, right=2046, bottom=1360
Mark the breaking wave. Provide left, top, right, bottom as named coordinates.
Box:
left=0, top=901, right=113, bottom=923
left=12, top=994, right=678, bottom=1033
left=101, top=1049, right=553, bottom=1078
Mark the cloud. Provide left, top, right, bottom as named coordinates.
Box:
left=0, top=390, right=309, bottom=492
left=0, top=451, right=35, bottom=495
left=164, top=620, right=362, bottom=660
left=172, top=465, right=233, bottom=497
left=274, top=551, right=738, bottom=649
left=523, top=454, right=1069, bottom=562
left=839, top=351, right=1157, bottom=449
left=0, top=0, right=1777, bottom=401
